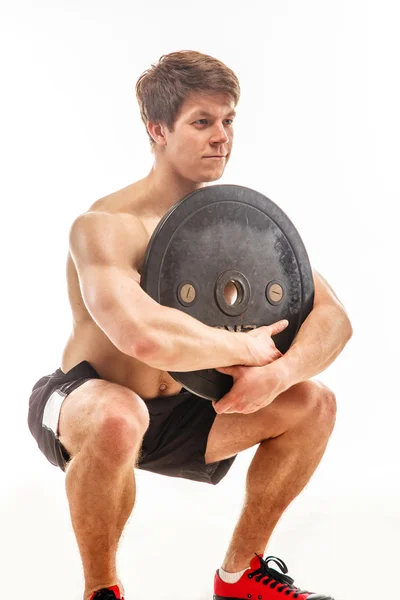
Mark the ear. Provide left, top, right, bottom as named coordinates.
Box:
left=147, top=121, right=168, bottom=147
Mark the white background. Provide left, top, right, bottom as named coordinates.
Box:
left=1, top=1, right=399, bottom=598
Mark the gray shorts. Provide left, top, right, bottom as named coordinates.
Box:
left=27, top=361, right=237, bottom=485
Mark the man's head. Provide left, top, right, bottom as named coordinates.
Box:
left=136, top=50, right=240, bottom=183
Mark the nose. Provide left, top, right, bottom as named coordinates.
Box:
left=210, top=121, right=230, bottom=146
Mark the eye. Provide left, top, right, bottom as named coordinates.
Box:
left=193, top=118, right=234, bottom=127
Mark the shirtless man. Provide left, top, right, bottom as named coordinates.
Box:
left=28, top=50, right=352, bottom=600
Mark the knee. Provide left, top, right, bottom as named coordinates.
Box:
left=318, top=383, right=337, bottom=434
left=95, top=388, right=150, bottom=464
left=298, top=380, right=337, bottom=434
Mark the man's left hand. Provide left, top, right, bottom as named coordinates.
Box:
left=212, top=360, right=288, bottom=415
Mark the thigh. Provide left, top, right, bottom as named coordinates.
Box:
left=28, top=362, right=102, bottom=471
left=205, top=380, right=328, bottom=464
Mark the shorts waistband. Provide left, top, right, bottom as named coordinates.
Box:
left=55, top=361, right=100, bottom=380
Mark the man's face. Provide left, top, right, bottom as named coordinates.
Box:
left=160, top=92, right=235, bottom=183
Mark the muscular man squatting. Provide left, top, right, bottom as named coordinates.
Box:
left=28, top=50, right=352, bottom=600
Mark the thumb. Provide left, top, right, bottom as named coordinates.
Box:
left=265, top=319, right=289, bottom=337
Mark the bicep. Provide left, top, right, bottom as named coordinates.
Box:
left=78, top=263, right=140, bottom=316
left=77, top=262, right=160, bottom=356
left=69, top=211, right=156, bottom=354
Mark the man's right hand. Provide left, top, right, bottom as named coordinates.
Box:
left=244, top=320, right=289, bottom=367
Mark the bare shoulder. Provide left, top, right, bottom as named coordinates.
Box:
left=88, top=180, right=141, bottom=212
left=312, top=269, right=344, bottom=306
left=69, top=210, right=149, bottom=272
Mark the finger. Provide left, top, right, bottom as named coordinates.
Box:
left=215, top=366, right=236, bottom=376
left=214, top=393, right=237, bottom=414
left=265, top=319, right=289, bottom=337
left=225, top=403, right=255, bottom=415
left=216, top=366, right=246, bottom=380
left=221, top=407, right=240, bottom=414
left=214, top=402, right=232, bottom=414
left=216, top=389, right=247, bottom=414
left=263, top=350, right=283, bottom=365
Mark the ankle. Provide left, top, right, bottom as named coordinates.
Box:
left=219, top=565, right=248, bottom=583
left=222, top=557, right=253, bottom=573
left=222, top=549, right=265, bottom=573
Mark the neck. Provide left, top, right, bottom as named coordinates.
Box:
left=141, top=157, right=206, bottom=216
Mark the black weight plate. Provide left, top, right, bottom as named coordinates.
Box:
left=141, top=184, right=314, bottom=401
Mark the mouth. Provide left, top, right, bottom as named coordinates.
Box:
left=203, top=155, right=226, bottom=159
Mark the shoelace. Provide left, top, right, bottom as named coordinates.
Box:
left=91, top=590, right=119, bottom=600
left=247, top=555, right=311, bottom=598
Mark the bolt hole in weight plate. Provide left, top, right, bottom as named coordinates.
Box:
left=141, top=185, right=314, bottom=401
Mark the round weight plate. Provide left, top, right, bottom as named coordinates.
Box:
left=141, top=184, right=314, bottom=401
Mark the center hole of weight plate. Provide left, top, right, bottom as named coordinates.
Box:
left=215, top=270, right=250, bottom=317
left=224, top=280, right=244, bottom=306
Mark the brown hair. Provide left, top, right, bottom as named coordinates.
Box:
left=136, top=50, right=240, bottom=148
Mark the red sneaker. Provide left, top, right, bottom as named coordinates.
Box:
left=90, top=585, right=124, bottom=600
left=214, top=555, right=334, bottom=599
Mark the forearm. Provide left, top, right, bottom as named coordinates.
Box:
left=275, top=304, right=353, bottom=393
left=134, top=304, right=253, bottom=371
left=80, top=265, right=254, bottom=372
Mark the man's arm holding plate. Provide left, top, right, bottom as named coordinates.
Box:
left=214, top=270, right=353, bottom=414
